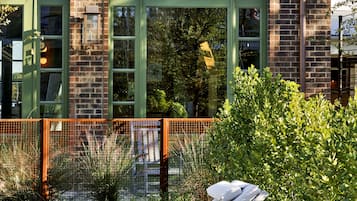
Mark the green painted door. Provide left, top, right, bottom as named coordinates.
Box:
left=0, top=0, right=68, bottom=118
left=0, top=0, right=35, bottom=118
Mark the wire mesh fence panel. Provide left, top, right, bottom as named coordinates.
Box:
left=166, top=118, right=214, bottom=196
left=113, top=119, right=162, bottom=200
left=0, top=119, right=41, bottom=199
left=0, top=118, right=214, bottom=200
left=47, top=119, right=111, bottom=200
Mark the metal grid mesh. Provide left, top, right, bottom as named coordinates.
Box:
left=167, top=119, right=214, bottom=193
left=47, top=119, right=131, bottom=200
left=0, top=119, right=41, bottom=195
left=0, top=118, right=214, bottom=200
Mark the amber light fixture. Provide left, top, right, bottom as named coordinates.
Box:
left=40, top=41, right=47, bottom=65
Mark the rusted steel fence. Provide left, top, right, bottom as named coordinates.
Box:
left=0, top=118, right=214, bottom=200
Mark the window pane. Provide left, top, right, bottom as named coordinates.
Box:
left=113, top=72, right=134, bottom=101
left=11, top=81, right=21, bottom=105
left=239, top=40, right=260, bottom=69
left=113, top=7, right=135, bottom=36
left=12, top=61, right=22, bottom=80
left=239, top=8, right=260, bottom=37
left=41, top=6, right=62, bottom=35
left=113, top=40, right=135, bottom=69
left=0, top=6, right=23, bottom=118
left=12, top=41, right=22, bottom=60
left=40, top=72, right=62, bottom=101
left=113, top=105, right=134, bottom=118
left=147, top=8, right=227, bottom=117
left=0, top=6, right=23, bottom=39
left=40, top=104, right=62, bottom=118
left=41, top=39, right=62, bottom=68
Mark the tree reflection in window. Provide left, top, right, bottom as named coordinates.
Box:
left=147, top=8, right=227, bottom=117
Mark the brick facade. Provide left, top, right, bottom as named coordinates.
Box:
left=68, top=0, right=331, bottom=117
left=69, top=0, right=109, bottom=118
left=268, top=0, right=331, bottom=98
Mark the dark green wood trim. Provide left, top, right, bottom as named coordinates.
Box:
left=37, top=0, right=69, bottom=118
left=3, top=0, right=37, bottom=118
left=109, top=0, right=268, bottom=117
left=135, top=0, right=146, bottom=117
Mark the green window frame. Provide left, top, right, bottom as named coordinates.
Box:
left=109, top=0, right=267, bottom=118
left=0, top=0, right=68, bottom=118
left=37, top=0, right=69, bottom=118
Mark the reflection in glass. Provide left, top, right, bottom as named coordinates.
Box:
left=12, top=61, right=22, bottom=80
left=239, top=40, right=260, bottom=69
left=0, top=6, right=23, bottom=39
left=41, top=6, right=62, bottom=35
left=41, top=39, right=62, bottom=68
left=113, top=7, right=135, bottom=36
left=113, top=105, right=134, bottom=118
left=0, top=7, right=23, bottom=118
left=113, top=72, right=134, bottom=101
left=11, top=82, right=21, bottom=104
left=113, top=40, right=135, bottom=69
left=239, top=8, right=260, bottom=37
left=40, top=72, right=62, bottom=101
left=83, top=14, right=99, bottom=42
left=147, top=8, right=227, bottom=117
left=40, top=104, right=62, bottom=118
left=12, top=41, right=22, bottom=60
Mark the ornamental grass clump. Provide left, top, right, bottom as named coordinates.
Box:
left=171, top=134, right=217, bottom=201
left=47, top=151, right=77, bottom=199
left=0, top=143, right=44, bottom=201
left=208, top=66, right=356, bottom=200
left=79, top=132, right=133, bottom=201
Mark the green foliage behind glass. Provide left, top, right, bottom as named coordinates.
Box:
left=208, top=66, right=357, bottom=200
left=147, top=89, right=188, bottom=117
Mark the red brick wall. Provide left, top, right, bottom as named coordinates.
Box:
left=268, top=0, right=331, bottom=99
left=69, top=0, right=109, bottom=118
left=67, top=0, right=332, bottom=118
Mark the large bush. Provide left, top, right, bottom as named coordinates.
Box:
left=208, top=67, right=356, bottom=200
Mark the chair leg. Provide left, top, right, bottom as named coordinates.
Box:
left=144, top=162, right=148, bottom=195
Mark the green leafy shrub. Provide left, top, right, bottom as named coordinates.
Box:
left=208, top=67, right=356, bottom=200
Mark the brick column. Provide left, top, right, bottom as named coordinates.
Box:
left=304, top=0, right=331, bottom=99
left=69, top=0, right=109, bottom=118
left=268, top=0, right=331, bottom=99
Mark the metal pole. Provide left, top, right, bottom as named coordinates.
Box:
left=40, top=119, right=50, bottom=200
left=338, top=15, right=343, bottom=100
left=300, top=0, right=306, bottom=93
left=160, top=118, right=169, bottom=200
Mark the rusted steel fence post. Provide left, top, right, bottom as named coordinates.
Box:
left=40, top=119, right=50, bottom=200
left=160, top=118, right=169, bottom=199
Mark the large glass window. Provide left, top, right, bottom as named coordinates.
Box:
left=110, top=0, right=266, bottom=118
left=147, top=8, right=227, bottom=117
left=0, top=7, right=23, bottom=118
left=112, top=6, right=136, bottom=117
left=239, top=8, right=261, bottom=69
left=40, top=6, right=64, bottom=117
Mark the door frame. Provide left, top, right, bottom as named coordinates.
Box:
left=1, top=0, right=68, bottom=118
